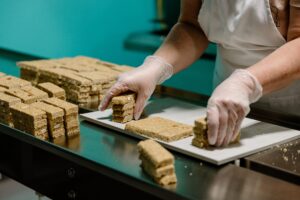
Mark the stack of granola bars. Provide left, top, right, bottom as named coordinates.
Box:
left=18, top=56, right=133, bottom=106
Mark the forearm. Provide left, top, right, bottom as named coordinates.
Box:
left=154, top=21, right=209, bottom=74
left=247, top=37, right=300, bottom=94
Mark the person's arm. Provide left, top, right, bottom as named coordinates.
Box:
left=154, top=0, right=209, bottom=73
left=247, top=1, right=300, bottom=94
left=100, top=0, right=208, bottom=119
left=206, top=1, right=300, bottom=147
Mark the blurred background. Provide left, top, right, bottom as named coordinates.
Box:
left=0, top=0, right=216, bottom=96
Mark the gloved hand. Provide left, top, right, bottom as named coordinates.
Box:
left=206, top=69, right=263, bottom=147
left=99, top=55, right=173, bottom=120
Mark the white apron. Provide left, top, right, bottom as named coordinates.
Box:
left=198, top=0, right=300, bottom=109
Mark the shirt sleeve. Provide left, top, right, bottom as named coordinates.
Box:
left=288, top=0, right=300, bottom=41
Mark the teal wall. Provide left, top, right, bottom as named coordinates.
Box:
left=164, top=59, right=214, bottom=95
left=0, top=0, right=154, bottom=66
left=0, top=50, right=33, bottom=77
left=0, top=0, right=215, bottom=95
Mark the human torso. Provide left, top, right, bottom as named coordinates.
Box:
left=198, top=0, right=300, bottom=109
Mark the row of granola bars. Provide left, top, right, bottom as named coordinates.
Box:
left=0, top=72, right=79, bottom=140
left=18, top=56, right=134, bottom=106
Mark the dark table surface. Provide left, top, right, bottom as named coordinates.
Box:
left=0, top=87, right=299, bottom=200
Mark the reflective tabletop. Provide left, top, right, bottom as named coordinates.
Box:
left=0, top=87, right=299, bottom=199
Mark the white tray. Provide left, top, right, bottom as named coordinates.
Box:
left=80, top=97, right=300, bottom=165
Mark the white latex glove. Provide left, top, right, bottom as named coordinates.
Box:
left=100, top=56, right=173, bottom=119
left=207, top=69, right=263, bottom=147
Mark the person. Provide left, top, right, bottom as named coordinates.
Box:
left=100, top=0, right=300, bottom=147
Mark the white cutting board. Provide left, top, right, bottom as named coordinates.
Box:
left=80, top=97, right=300, bottom=165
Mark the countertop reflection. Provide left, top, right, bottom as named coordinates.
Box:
left=46, top=118, right=299, bottom=200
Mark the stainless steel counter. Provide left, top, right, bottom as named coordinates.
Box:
left=244, top=138, right=300, bottom=184
left=0, top=86, right=299, bottom=199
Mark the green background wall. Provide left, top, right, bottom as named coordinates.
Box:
left=0, top=0, right=215, bottom=95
